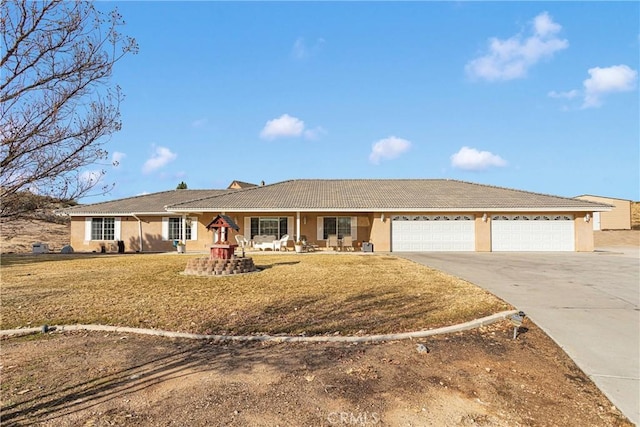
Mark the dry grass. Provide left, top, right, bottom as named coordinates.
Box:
left=0, top=253, right=509, bottom=335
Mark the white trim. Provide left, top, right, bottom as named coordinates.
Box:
left=351, top=216, right=357, bottom=240
left=288, top=216, right=295, bottom=240
left=162, top=217, right=169, bottom=240
left=84, top=218, right=92, bottom=242
left=244, top=217, right=251, bottom=239
left=114, top=217, right=122, bottom=240
left=166, top=206, right=610, bottom=213
left=317, top=216, right=324, bottom=241
left=190, top=216, right=198, bottom=240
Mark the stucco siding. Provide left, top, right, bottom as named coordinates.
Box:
left=69, top=209, right=596, bottom=253
left=574, top=213, right=595, bottom=252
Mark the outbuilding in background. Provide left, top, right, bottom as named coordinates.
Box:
left=575, top=195, right=632, bottom=230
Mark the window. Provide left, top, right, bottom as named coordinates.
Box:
left=167, top=218, right=193, bottom=240
left=91, top=218, right=115, bottom=240
left=323, top=217, right=352, bottom=239
left=162, top=217, right=197, bottom=241
left=250, top=217, right=288, bottom=239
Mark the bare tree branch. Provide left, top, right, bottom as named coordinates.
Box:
left=1, top=0, right=138, bottom=220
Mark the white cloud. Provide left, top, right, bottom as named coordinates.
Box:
left=582, top=65, right=638, bottom=108
left=260, top=114, right=323, bottom=141
left=191, top=118, right=208, bottom=128
left=369, top=136, right=412, bottom=165
left=142, top=146, right=177, bottom=174
left=450, top=146, right=507, bottom=171
left=466, top=12, right=568, bottom=82
left=111, top=151, right=126, bottom=168
left=292, top=38, right=308, bottom=60
left=291, top=37, right=325, bottom=60
left=303, top=126, right=327, bottom=140
left=547, top=90, right=579, bottom=99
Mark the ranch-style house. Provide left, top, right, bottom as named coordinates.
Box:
left=63, top=179, right=611, bottom=253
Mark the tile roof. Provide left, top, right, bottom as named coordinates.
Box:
left=62, top=189, right=232, bottom=216
left=165, top=179, right=611, bottom=212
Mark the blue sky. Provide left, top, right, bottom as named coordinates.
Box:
left=86, top=1, right=639, bottom=203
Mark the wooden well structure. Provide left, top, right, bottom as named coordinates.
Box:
left=182, top=214, right=257, bottom=276
left=205, top=214, right=239, bottom=260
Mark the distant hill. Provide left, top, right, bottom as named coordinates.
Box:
left=0, top=193, right=72, bottom=254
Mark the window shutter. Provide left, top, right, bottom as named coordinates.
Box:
left=85, top=218, right=92, bottom=241
left=162, top=217, right=169, bottom=240
left=317, top=216, right=324, bottom=240
left=244, top=217, right=251, bottom=239
left=114, top=217, right=122, bottom=240
left=351, top=216, right=357, bottom=240
left=288, top=216, right=294, bottom=238
left=190, top=216, right=198, bottom=240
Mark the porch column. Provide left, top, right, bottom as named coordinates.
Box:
left=181, top=214, right=187, bottom=244
left=296, top=212, right=301, bottom=241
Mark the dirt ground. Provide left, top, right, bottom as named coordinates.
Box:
left=1, top=321, right=631, bottom=427
left=0, top=219, right=69, bottom=254
left=594, top=230, right=640, bottom=247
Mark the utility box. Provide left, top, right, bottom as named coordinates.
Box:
left=362, top=242, right=374, bottom=253
left=32, top=243, right=49, bottom=254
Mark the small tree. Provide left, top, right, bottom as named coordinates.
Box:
left=1, top=0, right=138, bottom=220
left=176, top=181, right=188, bottom=190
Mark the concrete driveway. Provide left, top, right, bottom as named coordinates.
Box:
left=401, top=249, right=639, bottom=426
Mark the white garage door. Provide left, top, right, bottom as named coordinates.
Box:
left=392, top=215, right=475, bottom=252
left=491, top=214, right=575, bottom=252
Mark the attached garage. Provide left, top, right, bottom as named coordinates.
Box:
left=391, top=215, right=475, bottom=252
left=491, top=214, right=575, bottom=252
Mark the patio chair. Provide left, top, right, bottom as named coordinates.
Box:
left=300, top=235, right=318, bottom=252
left=274, top=234, right=290, bottom=251
left=327, top=234, right=339, bottom=251
left=341, top=235, right=353, bottom=251
left=235, top=234, right=249, bottom=248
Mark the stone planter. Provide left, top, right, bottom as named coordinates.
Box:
left=177, top=245, right=185, bottom=253
left=295, top=244, right=304, bottom=253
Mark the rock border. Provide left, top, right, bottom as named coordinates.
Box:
left=0, top=310, right=518, bottom=343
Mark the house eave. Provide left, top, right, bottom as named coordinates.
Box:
left=166, top=206, right=611, bottom=213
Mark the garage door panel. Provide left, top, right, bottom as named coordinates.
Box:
left=392, top=217, right=475, bottom=252
left=492, top=218, right=574, bottom=252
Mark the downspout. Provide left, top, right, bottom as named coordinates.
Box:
left=132, top=214, right=144, bottom=252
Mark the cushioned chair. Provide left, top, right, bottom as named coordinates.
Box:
left=327, top=234, right=339, bottom=251
left=341, top=235, right=353, bottom=251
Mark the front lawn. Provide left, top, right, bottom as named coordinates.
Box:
left=0, top=253, right=509, bottom=335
